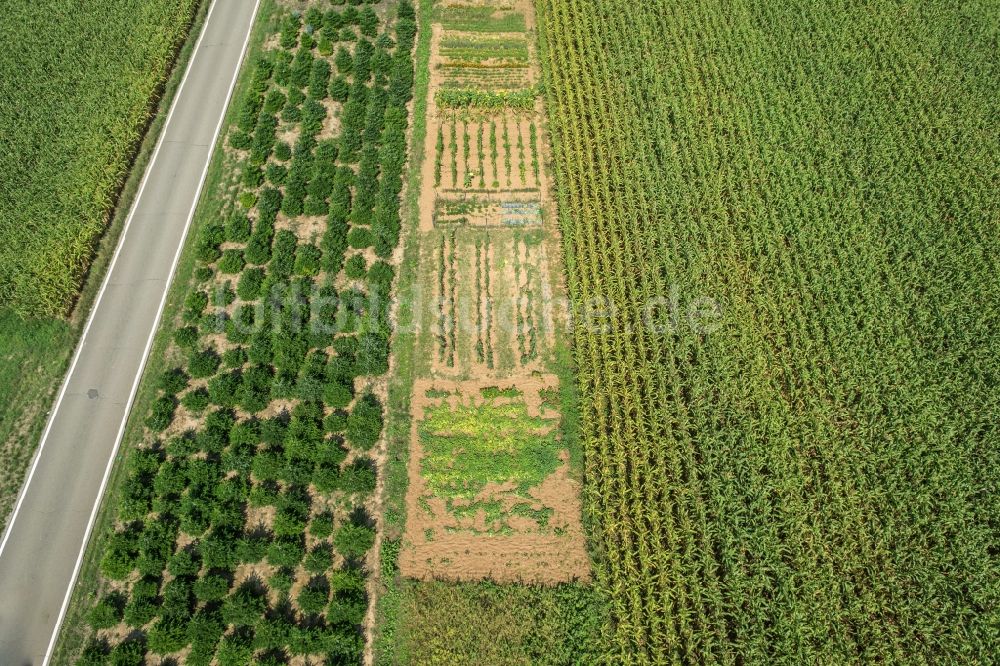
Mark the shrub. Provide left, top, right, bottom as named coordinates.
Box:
left=109, top=637, right=146, bottom=666
left=222, top=347, right=247, bottom=369
left=88, top=592, right=126, bottom=630
left=238, top=191, right=257, bottom=209
left=273, top=140, right=292, bottom=161
left=309, top=59, right=331, bottom=99
left=347, top=226, right=373, bottom=249
left=264, top=89, right=286, bottom=114
left=297, top=580, right=330, bottom=615
left=226, top=213, right=252, bottom=243
left=173, top=325, right=199, bottom=349
left=338, top=459, right=377, bottom=494
left=294, top=243, right=322, bottom=276
left=216, top=632, right=254, bottom=666
left=346, top=393, right=382, bottom=450
left=167, top=547, right=201, bottom=578
left=344, top=253, right=367, bottom=279
left=196, top=223, right=225, bottom=263
left=188, top=348, right=221, bottom=379
left=309, top=512, right=336, bottom=539
left=329, top=75, right=349, bottom=102
left=181, top=387, right=210, bottom=414
left=193, top=573, right=230, bottom=603
left=147, top=616, right=189, bottom=655
left=334, top=46, right=353, bottom=75
left=270, top=568, right=294, bottom=594
left=271, top=230, right=298, bottom=278
left=222, top=586, right=267, bottom=628
left=324, top=380, right=354, bottom=409
left=304, top=544, right=334, bottom=574
left=184, top=289, right=209, bottom=320
left=268, top=537, right=305, bottom=568
left=237, top=364, right=272, bottom=413
left=356, top=331, right=389, bottom=375
left=359, top=7, right=378, bottom=37
left=146, top=395, right=177, bottom=431
left=159, top=367, right=189, bottom=395
left=236, top=267, right=265, bottom=301
left=208, top=370, right=240, bottom=408
left=266, top=162, right=288, bottom=186
left=218, top=249, right=246, bottom=275
left=334, top=522, right=375, bottom=559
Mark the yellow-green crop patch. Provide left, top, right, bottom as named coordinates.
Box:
left=0, top=0, right=200, bottom=316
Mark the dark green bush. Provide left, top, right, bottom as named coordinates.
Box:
left=218, top=249, right=246, bottom=275
left=344, top=253, right=367, bottom=279
left=222, top=347, right=248, bottom=369
left=329, top=75, right=349, bottom=102
left=146, top=395, right=177, bottom=431
left=310, top=512, right=336, bottom=540
left=266, top=162, right=288, bottom=186
left=208, top=370, right=240, bottom=408
left=347, top=226, right=373, bottom=249
left=226, top=213, right=252, bottom=243
left=294, top=243, right=322, bottom=276
left=309, top=58, right=331, bottom=99
left=88, top=591, right=126, bottom=630
left=290, top=46, right=314, bottom=88
left=346, top=393, right=383, bottom=450
left=338, top=458, right=377, bottom=494
left=297, top=579, right=330, bottom=615
left=269, top=568, right=295, bottom=594
left=216, top=631, right=254, bottom=666
left=237, top=364, right=273, bottom=413
left=267, top=537, right=305, bottom=568
left=273, top=140, right=292, bottom=162
left=334, top=46, right=353, bottom=75
left=359, top=7, right=378, bottom=37
left=236, top=267, right=265, bottom=301
left=193, top=573, right=230, bottom=603
left=147, top=616, right=190, bottom=655
left=181, top=387, right=210, bottom=414
left=167, top=547, right=201, bottom=578
left=173, top=325, right=199, bottom=349
left=187, top=348, right=221, bottom=379
left=304, top=544, right=334, bottom=574
left=159, top=367, right=189, bottom=395
left=334, top=522, right=375, bottom=559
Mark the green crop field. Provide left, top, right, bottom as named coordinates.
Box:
left=539, top=0, right=999, bottom=662
left=0, top=0, right=199, bottom=317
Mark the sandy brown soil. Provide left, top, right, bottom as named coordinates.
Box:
left=399, top=376, right=589, bottom=583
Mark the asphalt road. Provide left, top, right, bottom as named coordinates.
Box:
left=0, top=1, right=259, bottom=662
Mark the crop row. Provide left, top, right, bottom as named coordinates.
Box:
left=539, top=0, right=999, bottom=662
left=0, top=0, right=199, bottom=316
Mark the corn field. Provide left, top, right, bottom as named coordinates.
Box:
left=538, top=0, right=999, bottom=662
left=0, top=0, right=198, bottom=317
